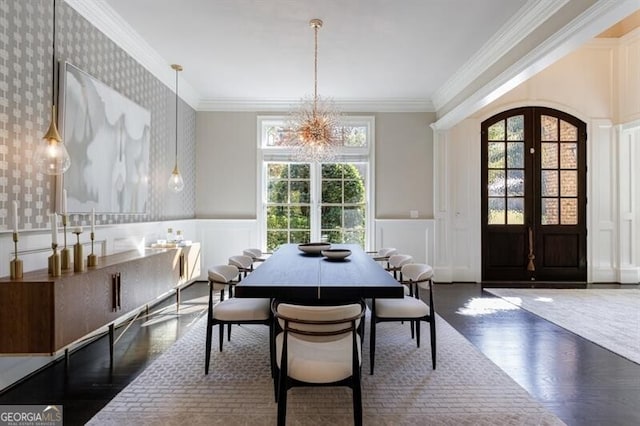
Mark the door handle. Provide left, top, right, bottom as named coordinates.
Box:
left=527, top=227, right=535, bottom=272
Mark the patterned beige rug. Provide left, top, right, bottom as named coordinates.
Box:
left=88, top=312, right=563, bottom=425
left=485, top=288, right=640, bottom=365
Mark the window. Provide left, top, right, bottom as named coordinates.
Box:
left=258, top=116, right=374, bottom=251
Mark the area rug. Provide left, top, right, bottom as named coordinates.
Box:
left=485, top=288, right=640, bottom=365
left=87, top=311, right=562, bottom=426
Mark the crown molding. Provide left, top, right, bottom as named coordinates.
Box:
left=64, top=0, right=200, bottom=110
left=198, top=98, right=435, bottom=113
left=431, top=0, right=569, bottom=111
left=432, top=0, right=640, bottom=131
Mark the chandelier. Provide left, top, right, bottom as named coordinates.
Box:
left=289, top=19, right=341, bottom=163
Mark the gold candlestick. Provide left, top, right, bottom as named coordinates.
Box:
left=73, top=229, right=85, bottom=272
left=61, top=214, right=71, bottom=270
left=48, top=243, right=61, bottom=277
left=87, top=231, right=97, bottom=267
left=9, top=232, right=23, bottom=279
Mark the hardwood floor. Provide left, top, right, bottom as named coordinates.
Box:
left=0, top=282, right=638, bottom=426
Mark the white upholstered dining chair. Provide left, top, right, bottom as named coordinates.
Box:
left=272, top=299, right=366, bottom=426
left=204, top=265, right=271, bottom=375
left=369, top=263, right=436, bottom=375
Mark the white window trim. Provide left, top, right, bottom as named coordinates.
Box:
left=256, top=115, right=375, bottom=251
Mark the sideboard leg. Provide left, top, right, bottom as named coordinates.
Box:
left=109, top=324, right=115, bottom=371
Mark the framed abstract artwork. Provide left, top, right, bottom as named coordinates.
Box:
left=59, top=62, right=150, bottom=214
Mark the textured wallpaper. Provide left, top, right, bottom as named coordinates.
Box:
left=1, top=0, right=196, bottom=231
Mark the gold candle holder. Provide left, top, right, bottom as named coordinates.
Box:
left=48, top=243, right=61, bottom=277
left=73, top=229, right=85, bottom=272
left=87, top=231, right=97, bottom=267
left=61, top=214, right=71, bottom=270
left=9, top=232, right=23, bottom=279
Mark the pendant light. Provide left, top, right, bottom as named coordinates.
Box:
left=289, top=19, right=341, bottom=163
left=168, top=64, right=184, bottom=193
left=33, top=0, right=71, bottom=175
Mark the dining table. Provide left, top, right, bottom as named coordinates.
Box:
left=234, top=243, right=404, bottom=302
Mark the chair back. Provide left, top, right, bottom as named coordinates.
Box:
left=228, top=255, right=253, bottom=270
left=401, top=263, right=433, bottom=284
left=377, top=247, right=397, bottom=258
left=243, top=248, right=263, bottom=259
left=273, top=301, right=365, bottom=342
left=388, top=254, right=413, bottom=269
left=208, top=265, right=239, bottom=284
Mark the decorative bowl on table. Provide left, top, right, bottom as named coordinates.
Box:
left=321, top=249, right=352, bottom=260
left=298, top=242, right=331, bottom=255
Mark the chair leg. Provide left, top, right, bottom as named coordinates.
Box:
left=227, top=323, right=232, bottom=341
left=430, top=318, right=437, bottom=369
left=277, top=371, right=287, bottom=426
left=369, top=316, right=376, bottom=375
left=218, top=324, right=224, bottom=351
left=205, top=320, right=212, bottom=374
left=416, top=320, right=421, bottom=348
left=353, top=380, right=363, bottom=426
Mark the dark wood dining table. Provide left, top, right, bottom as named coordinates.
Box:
left=234, top=243, right=404, bottom=302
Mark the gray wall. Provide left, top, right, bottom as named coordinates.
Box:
left=2, top=0, right=196, bottom=231
left=195, top=111, right=435, bottom=219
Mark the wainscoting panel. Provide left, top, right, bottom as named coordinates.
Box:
left=374, top=219, right=435, bottom=267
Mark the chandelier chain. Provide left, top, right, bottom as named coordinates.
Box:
left=313, top=22, right=318, bottom=114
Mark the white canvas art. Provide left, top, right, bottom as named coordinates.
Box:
left=60, top=62, right=150, bottom=214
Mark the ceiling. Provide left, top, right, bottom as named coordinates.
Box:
left=67, top=0, right=640, bottom=124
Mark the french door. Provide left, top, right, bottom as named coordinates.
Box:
left=481, top=107, right=587, bottom=282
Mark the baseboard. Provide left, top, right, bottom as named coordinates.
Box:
left=481, top=281, right=588, bottom=289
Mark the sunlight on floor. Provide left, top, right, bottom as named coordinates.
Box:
left=456, top=296, right=522, bottom=316
left=534, top=297, right=554, bottom=302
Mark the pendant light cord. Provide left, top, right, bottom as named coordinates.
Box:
left=313, top=22, right=318, bottom=115
left=51, top=0, right=56, bottom=107
left=174, top=68, right=178, bottom=164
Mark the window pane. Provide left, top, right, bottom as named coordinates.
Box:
left=342, top=126, right=367, bottom=147
left=344, top=229, right=365, bottom=245
left=488, top=120, right=505, bottom=141
left=267, top=231, right=288, bottom=251
left=268, top=163, right=287, bottom=179
left=560, top=170, right=577, bottom=197
left=507, top=115, right=524, bottom=141
left=488, top=170, right=505, bottom=196
left=322, top=180, right=342, bottom=203
left=541, top=143, right=558, bottom=169
left=267, top=206, right=288, bottom=229
left=507, top=142, right=524, bottom=168
left=321, top=206, right=342, bottom=229
left=488, top=198, right=505, bottom=224
left=507, top=198, right=525, bottom=224
left=541, top=115, right=558, bottom=141
left=561, top=199, right=578, bottom=225
left=267, top=180, right=288, bottom=203
left=541, top=198, right=558, bottom=225
left=323, top=230, right=342, bottom=244
left=290, top=181, right=310, bottom=203
left=290, top=164, right=310, bottom=178
left=541, top=170, right=558, bottom=196
left=264, top=125, right=290, bottom=147
left=560, top=143, right=577, bottom=169
left=344, top=180, right=365, bottom=203
left=560, top=120, right=577, bottom=141
left=507, top=170, right=524, bottom=196
left=344, top=206, right=365, bottom=228
left=488, top=142, right=505, bottom=168
left=322, top=163, right=343, bottom=178
left=289, top=205, right=310, bottom=229
left=290, top=231, right=311, bottom=244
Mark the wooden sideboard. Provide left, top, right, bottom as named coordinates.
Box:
left=0, top=243, right=201, bottom=355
